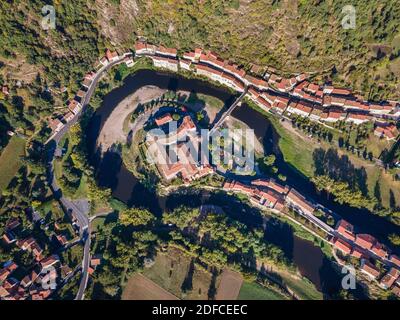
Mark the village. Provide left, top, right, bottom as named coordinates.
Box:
left=40, top=41, right=400, bottom=145
left=0, top=208, right=103, bottom=300
left=2, top=40, right=400, bottom=300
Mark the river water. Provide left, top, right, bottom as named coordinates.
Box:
left=85, top=69, right=386, bottom=298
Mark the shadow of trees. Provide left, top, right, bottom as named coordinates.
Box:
left=313, top=147, right=369, bottom=196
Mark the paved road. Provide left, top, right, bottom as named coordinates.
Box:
left=46, top=54, right=131, bottom=300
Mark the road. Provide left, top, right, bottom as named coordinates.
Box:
left=46, top=54, right=131, bottom=300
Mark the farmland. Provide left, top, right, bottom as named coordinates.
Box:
left=215, top=269, right=243, bottom=300
left=238, top=281, right=288, bottom=300
left=121, top=273, right=179, bottom=300
left=0, top=136, right=25, bottom=192
left=140, top=247, right=218, bottom=300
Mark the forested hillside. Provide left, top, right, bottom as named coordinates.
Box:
left=1, top=0, right=400, bottom=145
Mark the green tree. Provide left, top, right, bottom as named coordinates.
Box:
left=120, top=208, right=155, bottom=226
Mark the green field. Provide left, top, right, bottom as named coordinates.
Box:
left=238, top=281, right=288, bottom=300
left=246, top=100, right=315, bottom=177
left=279, top=273, right=323, bottom=300
left=141, top=246, right=217, bottom=300
left=0, top=136, right=26, bottom=192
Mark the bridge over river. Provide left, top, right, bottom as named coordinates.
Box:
left=209, top=87, right=248, bottom=135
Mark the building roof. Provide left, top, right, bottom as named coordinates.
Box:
left=155, top=113, right=173, bottom=126
left=40, top=255, right=59, bottom=269
left=336, top=219, right=355, bottom=240
left=351, top=247, right=364, bottom=259
left=390, top=255, right=400, bottom=267
left=380, top=268, right=400, bottom=288
left=333, top=237, right=352, bottom=255
left=286, top=188, right=315, bottom=213
left=361, top=261, right=380, bottom=278
left=105, top=49, right=118, bottom=61
left=355, top=234, right=376, bottom=250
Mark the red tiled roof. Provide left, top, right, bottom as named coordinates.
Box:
left=380, top=268, right=400, bottom=288
left=361, top=261, right=380, bottom=278
left=286, top=188, right=315, bottom=214
left=336, top=219, right=355, bottom=241
left=333, top=238, right=352, bottom=255
left=371, top=242, right=388, bottom=258
left=355, top=234, right=376, bottom=250
left=351, top=247, right=364, bottom=259
left=155, top=113, right=173, bottom=126
left=390, top=255, right=400, bottom=267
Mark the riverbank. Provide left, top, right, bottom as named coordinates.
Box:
left=96, top=86, right=166, bottom=153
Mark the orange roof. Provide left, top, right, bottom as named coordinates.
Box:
left=351, top=247, right=364, bottom=259
left=371, top=242, right=388, bottom=258
left=105, top=49, right=118, bottom=61
left=135, top=42, right=147, bottom=51
left=390, top=255, right=400, bottom=267
left=155, top=113, right=173, bottom=126
left=157, top=45, right=177, bottom=56
left=355, top=234, right=376, bottom=250
left=286, top=188, right=315, bottom=213
left=361, top=262, right=380, bottom=278
left=333, top=238, right=352, bottom=255
left=336, top=219, right=355, bottom=241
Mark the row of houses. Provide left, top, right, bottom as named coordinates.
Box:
left=222, top=178, right=317, bottom=217
left=133, top=42, right=400, bottom=141
left=333, top=219, right=400, bottom=297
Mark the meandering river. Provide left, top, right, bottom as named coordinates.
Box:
left=86, top=69, right=391, bottom=298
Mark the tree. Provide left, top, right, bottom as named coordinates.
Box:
left=120, top=208, right=155, bottom=226
left=388, top=233, right=400, bottom=247
left=263, top=154, right=276, bottom=167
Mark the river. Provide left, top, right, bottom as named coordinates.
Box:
left=86, top=68, right=385, bottom=298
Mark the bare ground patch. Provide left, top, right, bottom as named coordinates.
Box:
left=215, top=269, right=243, bottom=300
left=96, top=85, right=165, bottom=152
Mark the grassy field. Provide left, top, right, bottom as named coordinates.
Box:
left=279, top=272, right=323, bottom=300
left=195, top=93, right=224, bottom=110
left=122, top=273, right=179, bottom=300
left=0, top=136, right=26, bottom=192
left=142, top=247, right=218, bottom=300
left=238, top=281, right=288, bottom=300
left=246, top=101, right=315, bottom=177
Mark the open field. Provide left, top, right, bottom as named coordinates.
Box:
left=142, top=247, right=218, bottom=300
left=0, top=136, right=25, bottom=192
left=279, top=272, right=323, bottom=300
left=238, top=281, right=288, bottom=300
left=121, top=273, right=179, bottom=300
left=215, top=269, right=243, bottom=300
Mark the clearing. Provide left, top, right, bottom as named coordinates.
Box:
left=121, top=273, right=179, bottom=300
left=0, top=136, right=26, bottom=192
left=141, top=246, right=218, bottom=300
left=238, top=281, right=288, bottom=300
